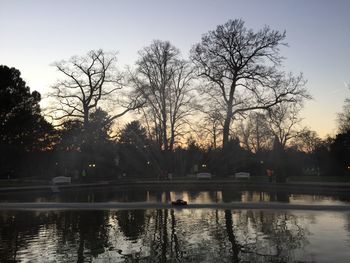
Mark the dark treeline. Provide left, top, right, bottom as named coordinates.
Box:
left=0, top=19, right=349, bottom=182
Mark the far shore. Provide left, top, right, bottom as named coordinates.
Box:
left=1, top=178, right=350, bottom=195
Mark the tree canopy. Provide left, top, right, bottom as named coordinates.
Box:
left=48, top=49, right=142, bottom=128
left=191, top=19, right=310, bottom=148
left=0, top=65, right=53, bottom=151
left=337, top=97, right=350, bottom=133
left=132, top=40, right=196, bottom=151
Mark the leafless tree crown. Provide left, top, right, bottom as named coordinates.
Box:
left=48, top=49, right=141, bottom=128
left=337, top=95, right=350, bottom=133
left=132, top=40, right=196, bottom=150
left=191, top=19, right=310, bottom=148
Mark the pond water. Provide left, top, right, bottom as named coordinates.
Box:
left=1, top=186, right=350, bottom=205
left=1, top=188, right=350, bottom=262
left=1, top=209, right=350, bottom=262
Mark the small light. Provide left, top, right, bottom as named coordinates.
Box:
left=147, top=161, right=150, bottom=165
left=202, top=164, right=207, bottom=168
left=92, top=164, right=96, bottom=168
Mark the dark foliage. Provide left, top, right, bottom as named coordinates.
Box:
left=118, top=121, right=156, bottom=177
left=0, top=65, right=54, bottom=151
left=0, top=66, right=55, bottom=178
left=330, top=132, right=350, bottom=175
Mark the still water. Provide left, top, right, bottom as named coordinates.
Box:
left=1, top=209, right=350, bottom=262
left=1, top=186, right=350, bottom=205
left=1, top=189, right=350, bottom=262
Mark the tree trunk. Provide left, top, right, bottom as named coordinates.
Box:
left=223, top=105, right=233, bottom=149
left=213, top=125, right=217, bottom=149
left=223, top=81, right=235, bottom=149
left=169, top=128, right=175, bottom=151
left=83, top=104, right=89, bottom=129
left=256, top=115, right=261, bottom=153
left=162, top=118, right=168, bottom=151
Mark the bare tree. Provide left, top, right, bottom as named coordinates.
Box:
left=191, top=19, right=310, bottom=148
left=196, top=108, right=224, bottom=149
left=266, top=101, right=304, bottom=150
left=291, top=128, right=322, bottom=153
left=337, top=95, right=350, bottom=133
left=48, top=49, right=141, bottom=129
left=234, top=112, right=273, bottom=153
left=132, top=40, right=195, bottom=151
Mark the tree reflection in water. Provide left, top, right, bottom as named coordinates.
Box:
left=115, top=210, right=146, bottom=240
left=0, top=208, right=321, bottom=262
left=222, top=210, right=309, bottom=262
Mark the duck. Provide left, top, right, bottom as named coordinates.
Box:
left=171, top=199, right=188, bottom=206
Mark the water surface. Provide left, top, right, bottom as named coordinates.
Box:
left=2, top=188, right=350, bottom=262
left=1, top=208, right=350, bottom=262
left=1, top=187, right=350, bottom=205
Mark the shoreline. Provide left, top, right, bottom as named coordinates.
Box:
left=1, top=179, right=350, bottom=194
left=1, top=201, right=350, bottom=212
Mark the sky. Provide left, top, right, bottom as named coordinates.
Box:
left=1, top=0, right=349, bottom=138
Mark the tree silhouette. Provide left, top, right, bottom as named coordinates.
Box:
left=197, top=108, right=224, bottom=149
left=0, top=65, right=53, bottom=151
left=292, top=128, right=322, bottom=153
left=118, top=121, right=157, bottom=176
left=191, top=19, right=309, bottom=149
left=330, top=131, right=350, bottom=175
left=234, top=112, right=273, bottom=153
left=48, top=49, right=142, bottom=129
left=85, top=108, right=114, bottom=144
left=266, top=101, right=304, bottom=150
left=132, top=40, right=196, bottom=151
left=56, top=120, right=84, bottom=151
left=119, top=120, right=148, bottom=145
left=337, top=96, right=350, bottom=133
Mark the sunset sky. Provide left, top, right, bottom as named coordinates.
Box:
left=1, top=0, right=349, bottom=138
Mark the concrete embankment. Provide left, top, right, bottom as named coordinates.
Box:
left=1, top=179, right=350, bottom=194
left=1, top=201, right=350, bottom=212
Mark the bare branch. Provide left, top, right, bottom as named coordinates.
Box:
left=191, top=19, right=310, bottom=148
left=46, top=49, right=141, bottom=128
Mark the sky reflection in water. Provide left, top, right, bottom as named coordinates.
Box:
left=1, top=208, right=350, bottom=262
left=1, top=188, right=350, bottom=205
left=1, top=189, right=350, bottom=262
